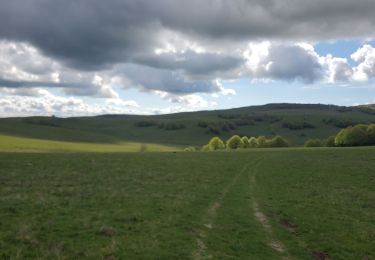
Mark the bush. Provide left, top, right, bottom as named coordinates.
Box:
left=159, top=122, right=185, bottom=130
left=226, top=135, right=244, bottom=150
left=184, top=146, right=196, bottom=152
left=134, top=120, right=156, bottom=127
left=367, top=124, right=375, bottom=144
left=241, top=136, right=250, bottom=148
left=335, top=125, right=369, bottom=146
left=268, top=135, right=289, bottom=147
left=208, top=137, right=225, bottom=151
left=248, top=137, right=258, bottom=148
left=201, top=145, right=210, bottom=151
left=324, top=136, right=336, bottom=147
left=322, top=118, right=359, bottom=128
left=304, top=139, right=323, bottom=147
left=257, top=136, right=268, bottom=148
left=282, top=121, right=315, bottom=130
left=199, top=121, right=236, bottom=135
left=139, top=144, right=147, bottom=152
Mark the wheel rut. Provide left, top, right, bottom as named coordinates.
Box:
left=249, top=159, right=291, bottom=259
left=192, top=158, right=290, bottom=259
left=192, top=161, right=257, bottom=259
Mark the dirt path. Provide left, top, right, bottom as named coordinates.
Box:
left=192, top=162, right=254, bottom=259
left=248, top=159, right=291, bottom=259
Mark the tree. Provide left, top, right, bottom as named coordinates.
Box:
left=249, top=137, right=258, bottom=148
left=208, top=136, right=225, bottom=150
left=268, top=135, right=289, bottom=147
left=257, top=136, right=268, bottom=148
left=324, top=136, right=336, bottom=147
left=201, top=144, right=210, bottom=151
left=304, top=139, right=323, bottom=147
left=241, top=136, right=250, bottom=148
left=335, top=125, right=369, bottom=146
left=226, top=135, right=244, bottom=149
left=367, top=124, right=375, bottom=144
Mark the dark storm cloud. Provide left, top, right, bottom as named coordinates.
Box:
left=118, top=64, right=221, bottom=94
left=134, top=51, right=244, bottom=78
left=0, top=78, right=116, bottom=98
left=1, top=0, right=375, bottom=71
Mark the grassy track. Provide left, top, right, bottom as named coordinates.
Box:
left=0, top=148, right=374, bottom=258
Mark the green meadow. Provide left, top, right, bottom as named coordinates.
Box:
left=0, top=134, right=179, bottom=153
left=1, top=148, right=374, bottom=259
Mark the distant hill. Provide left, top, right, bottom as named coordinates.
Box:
left=1, top=103, right=375, bottom=147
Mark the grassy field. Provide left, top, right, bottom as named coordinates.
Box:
left=0, top=134, right=179, bottom=153
left=1, top=103, right=375, bottom=147
left=0, top=148, right=374, bottom=259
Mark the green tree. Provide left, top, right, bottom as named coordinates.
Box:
left=304, top=139, right=323, bottom=147
left=335, top=125, right=369, bottom=146
left=241, top=136, right=250, bottom=148
left=367, top=124, right=375, bottom=144
left=249, top=137, right=258, bottom=148
left=268, top=135, right=289, bottom=147
left=208, top=136, right=225, bottom=150
left=201, top=144, right=210, bottom=151
left=324, top=136, right=336, bottom=147
left=226, top=135, right=244, bottom=149
left=257, top=136, right=268, bottom=148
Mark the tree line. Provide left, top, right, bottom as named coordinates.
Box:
left=304, top=124, right=375, bottom=147
left=200, top=135, right=289, bottom=151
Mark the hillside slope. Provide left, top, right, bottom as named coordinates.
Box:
left=1, top=103, right=375, bottom=147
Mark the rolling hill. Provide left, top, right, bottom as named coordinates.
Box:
left=1, top=103, right=375, bottom=150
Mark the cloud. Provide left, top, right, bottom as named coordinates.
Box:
left=0, top=41, right=119, bottom=98
left=326, top=57, right=353, bottom=82
left=134, top=50, right=244, bottom=79
left=1, top=0, right=375, bottom=116
left=118, top=64, right=222, bottom=94
left=351, top=44, right=375, bottom=81
left=154, top=90, right=218, bottom=108
left=1, top=0, right=375, bottom=71
left=0, top=90, right=139, bottom=117
left=244, top=42, right=325, bottom=83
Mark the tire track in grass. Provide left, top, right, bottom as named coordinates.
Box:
left=248, top=159, right=291, bottom=259
left=192, top=159, right=261, bottom=260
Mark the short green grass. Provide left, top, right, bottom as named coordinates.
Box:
left=0, top=134, right=179, bottom=152
left=0, top=148, right=374, bottom=259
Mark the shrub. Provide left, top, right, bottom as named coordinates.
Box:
left=248, top=137, right=258, bottom=148
left=197, top=121, right=208, bottom=128
left=199, top=121, right=236, bottom=135
left=159, top=122, right=185, bottom=130
left=268, top=135, right=289, bottom=147
left=324, top=136, right=336, bottom=147
left=226, top=135, right=244, bottom=150
left=241, top=136, right=250, bottom=148
left=201, top=145, right=210, bottom=151
left=367, top=124, right=375, bottom=144
left=139, top=144, right=147, bottom=152
left=134, top=120, right=156, bottom=127
left=304, top=139, right=323, bottom=147
left=257, top=136, right=268, bottom=148
left=208, top=137, right=225, bottom=151
left=335, top=125, right=369, bottom=146
left=184, top=146, right=196, bottom=152
left=322, top=118, right=359, bottom=128
left=282, top=121, right=315, bottom=130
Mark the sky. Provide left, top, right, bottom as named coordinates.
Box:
left=1, top=0, right=375, bottom=117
